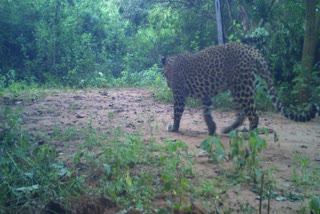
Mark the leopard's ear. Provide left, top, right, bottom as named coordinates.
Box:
left=161, top=56, right=167, bottom=65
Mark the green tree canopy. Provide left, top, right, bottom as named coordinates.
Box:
left=0, top=0, right=319, bottom=102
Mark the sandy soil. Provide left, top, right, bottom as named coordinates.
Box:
left=5, top=88, right=320, bottom=213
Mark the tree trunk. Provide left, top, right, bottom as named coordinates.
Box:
left=215, top=0, right=223, bottom=44
left=298, top=0, right=319, bottom=103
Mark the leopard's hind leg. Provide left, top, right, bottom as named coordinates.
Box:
left=222, top=102, right=246, bottom=134
left=202, top=98, right=216, bottom=135
left=222, top=75, right=258, bottom=133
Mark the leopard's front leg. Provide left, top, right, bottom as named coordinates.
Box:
left=202, top=98, right=216, bottom=135
left=168, top=96, right=185, bottom=132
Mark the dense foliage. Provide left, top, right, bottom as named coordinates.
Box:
left=0, top=0, right=319, bottom=103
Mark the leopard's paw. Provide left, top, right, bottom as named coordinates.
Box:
left=167, top=124, right=179, bottom=132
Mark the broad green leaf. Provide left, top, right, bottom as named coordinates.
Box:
left=310, top=196, right=320, bottom=213
left=125, top=171, right=132, bottom=186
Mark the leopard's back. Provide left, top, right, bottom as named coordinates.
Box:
left=175, top=43, right=263, bottom=99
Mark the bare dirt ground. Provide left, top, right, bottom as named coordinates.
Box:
left=6, top=88, right=320, bottom=213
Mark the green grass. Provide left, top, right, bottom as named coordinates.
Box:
left=0, top=107, right=83, bottom=213
left=1, top=74, right=319, bottom=213
left=1, top=109, right=319, bottom=213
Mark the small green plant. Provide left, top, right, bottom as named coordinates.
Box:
left=200, top=136, right=226, bottom=163
left=115, top=64, right=163, bottom=87
left=86, top=71, right=115, bottom=88
left=239, top=203, right=255, bottom=213
left=200, top=130, right=268, bottom=183
left=229, top=130, right=267, bottom=182
left=0, top=106, right=24, bottom=149
left=291, top=154, right=320, bottom=187
left=228, top=131, right=247, bottom=172
left=194, top=180, right=220, bottom=198
left=255, top=76, right=274, bottom=111
left=8, top=82, right=25, bottom=98
left=228, top=20, right=242, bottom=43
left=160, top=140, right=194, bottom=211
left=310, top=196, right=320, bottom=214
left=245, top=130, right=268, bottom=181
left=255, top=170, right=275, bottom=214
left=0, top=70, right=31, bottom=98
left=51, top=126, right=82, bottom=142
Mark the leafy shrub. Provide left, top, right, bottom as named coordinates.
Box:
left=255, top=76, right=274, bottom=111
left=200, top=129, right=267, bottom=182
left=0, top=107, right=25, bottom=149
left=212, top=91, right=233, bottom=110
left=115, top=64, right=163, bottom=87
left=310, top=196, right=320, bottom=214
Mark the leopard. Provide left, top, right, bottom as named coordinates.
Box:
left=162, top=42, right=319, bottom=135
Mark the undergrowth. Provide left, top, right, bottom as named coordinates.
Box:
left=0, top=107, right=83, bottom=213
left=1, top=102, right=320, bottom=213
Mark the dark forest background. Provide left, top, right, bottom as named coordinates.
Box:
left=1, top=0, right=319, bottom=104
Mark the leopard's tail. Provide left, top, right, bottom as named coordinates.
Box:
left=268, top=87, right=319, bottom=122
left=257, top=57, right=320, bottom=122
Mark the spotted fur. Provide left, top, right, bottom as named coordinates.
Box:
left=162, top=43, right=319, bottom=135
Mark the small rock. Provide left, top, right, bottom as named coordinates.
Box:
left=76, top=113, right=85, bottom=118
